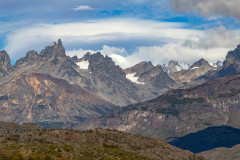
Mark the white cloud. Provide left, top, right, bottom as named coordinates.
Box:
left=66, top=45, right=130, bottom=67
left=3, top=18, right=240, bottom=67
left=170, top=0, right=240, bottom=20
left=72, top=5, right=95, bottom=11
left=3, top=18, right=188, bottom=60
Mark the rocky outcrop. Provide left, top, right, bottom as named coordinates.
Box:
left=0, top=73, right=117, bottom=128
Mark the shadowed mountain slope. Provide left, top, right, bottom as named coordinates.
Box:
left=169, top=126, right=240, bottom=153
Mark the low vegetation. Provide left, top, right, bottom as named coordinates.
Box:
left=0, top=123, right=205, bottom=160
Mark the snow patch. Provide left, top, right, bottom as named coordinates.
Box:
left=77, top=60, right=89, bottom=70
left=190, top=66, right=200, bottom=70
left=50, top=42, right=56, bottom=47
left=210, top=62, right=218, bottom=67
left=126, top=73, right=145, bottom=85
left=176, top=65, right=182, bottom=72
left=179, top=62, right=190, bottom=70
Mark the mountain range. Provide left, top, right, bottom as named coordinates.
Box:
left=2, top=39, right=240, bottom=159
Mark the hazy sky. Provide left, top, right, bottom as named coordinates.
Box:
left=1, top=0, right=240, bottom=68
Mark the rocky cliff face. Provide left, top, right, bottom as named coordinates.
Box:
left=83, top=73, right=240, bottom=140
left=0, top=73, right=117, bottom=128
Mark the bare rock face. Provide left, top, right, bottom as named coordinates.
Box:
left=0, top=73, right=117, bottom=128
left=84, top=73, right=240, bottom=140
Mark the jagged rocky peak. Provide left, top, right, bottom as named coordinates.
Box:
left=40, top=39, right=66, bottom=59
left=190, top=58, right=211, bottom=69
left=81, top=52, right=92, bottom=61
left=123, top=61, right=154, bottom=75
left=162, top=60, right=190, bottom=74
left=226, top=44, right=240, bottom=60
left=0, top=50, right=11, bottom=70
left=74, top=52, right=116, bottom=70
left=219, top=45, right=240, bottom=76
left=14, top=50, right=39, bottom=67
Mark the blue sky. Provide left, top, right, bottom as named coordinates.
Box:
left=1, top=0, right=240, bottom=67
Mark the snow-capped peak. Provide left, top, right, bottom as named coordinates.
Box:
left=209, top=61, right=223, bottom=68
left=162, top=60, right=190, bottom=74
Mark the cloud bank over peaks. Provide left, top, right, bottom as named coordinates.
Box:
left=66, top=26, right=240, bottom=69
left=3, top=17, right=240, bottom=68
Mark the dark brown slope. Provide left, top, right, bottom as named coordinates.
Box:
left=83, top=73, right=240, bottom=140
left=0, top=122, right=205, bottom=160
left=0, top=73, right=117, bottom=128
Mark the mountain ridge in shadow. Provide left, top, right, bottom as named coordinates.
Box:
left=169, top=126, right=240, bottom=153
